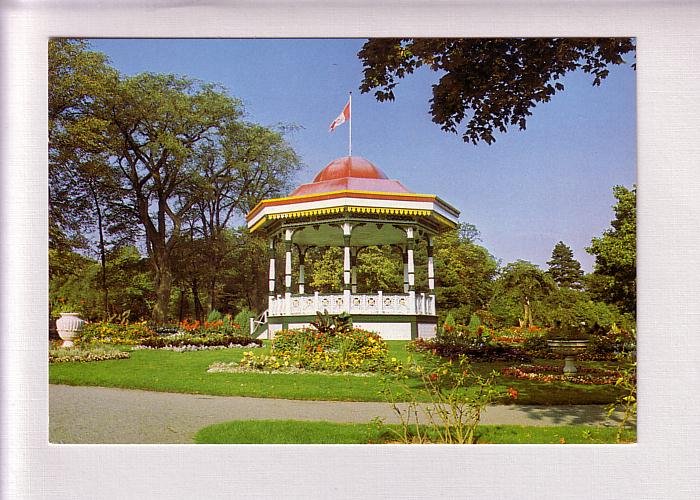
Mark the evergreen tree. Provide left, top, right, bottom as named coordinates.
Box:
left=547, top=241, right=584, bottom=289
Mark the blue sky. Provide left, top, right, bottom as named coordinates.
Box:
left=88, top=38, right=636, bottom=272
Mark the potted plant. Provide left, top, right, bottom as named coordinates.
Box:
left=54, top=304, right=85, bottom=347
left=546, top=321, right=591, bottom=374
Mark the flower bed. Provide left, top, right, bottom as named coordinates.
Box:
left=501, top=364, right=621, bottom=385
left=207, top=360, right=376, bottom=377
left=75, top=320, right=260, bottom=350
left=138, top=332, right=261, bottom=349
left=409, top=337, right=531, bottom=363
left=215, top=327, right=389, bottom=374
left=49, top=345, right=130, bottom=363
left=77, top=322, right=155, bottom=345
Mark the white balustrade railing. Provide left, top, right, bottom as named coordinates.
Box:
left=268, top=291, right=436, bottom=317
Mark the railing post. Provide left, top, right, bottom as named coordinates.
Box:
left=378, top=290, right=383, bottom=314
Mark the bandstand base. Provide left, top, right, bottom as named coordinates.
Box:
left=264, top=314, right=437, bottom=341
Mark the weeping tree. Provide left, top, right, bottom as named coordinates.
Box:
left=498, top=260, right=556, bottom=327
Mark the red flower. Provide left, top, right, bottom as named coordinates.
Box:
left=507, top=387, right=519, bottom=400
left=429, top=373, right=439, bottom=382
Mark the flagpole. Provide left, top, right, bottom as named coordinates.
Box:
left=348, top=91, right=352, bottom=157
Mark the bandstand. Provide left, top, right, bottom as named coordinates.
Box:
left=246, top=156, right=460, bottom=340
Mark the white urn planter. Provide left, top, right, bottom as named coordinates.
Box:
left=56, top=313, right=85, bottom=347
left=547, top=339, right=590, bottom=374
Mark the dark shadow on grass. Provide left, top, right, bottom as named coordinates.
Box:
left=511, top=405, right=628, bottom=426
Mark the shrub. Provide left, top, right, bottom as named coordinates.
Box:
left=378, top=356, right=506, bottom=444
left=409, top=335, right=531, bottom=363
left=233, top=308, right=256, bottom=337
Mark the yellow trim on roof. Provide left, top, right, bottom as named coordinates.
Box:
left=247, top=189, right=439, bottom=219
left=249, top=205, right=456, bottom=233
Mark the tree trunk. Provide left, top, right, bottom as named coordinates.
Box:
left=178, top=287, right=186, bottom=322
left=208, top=276, right=217, bottom=313
left=151, top=251, right=173, bottom=324
left=90, top=184, right=109, bottom=320
left=192, top=277, right=204, bottom=322
left=523, top=297, right=533, bottom=328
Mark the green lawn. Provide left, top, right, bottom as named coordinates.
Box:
left=49, top=341, right=629, bottom=404
left=194, top=419, right=636, bottom=444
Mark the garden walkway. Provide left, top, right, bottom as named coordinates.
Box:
left=49, top=384, right=620, bottom=444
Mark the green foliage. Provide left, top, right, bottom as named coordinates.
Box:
left=606, top=360, right=637, bottom=442
left=359, top=38, right=635, bottom=145
left=495, top=260, right=556, bottom=327
left=380, top=356, right=505, bottom=443
left=310, top=309, right=353, bottom=335
left=547, top=241, right=584, bottom=289
left=49, top=40, right=302, bottom=324
left=233, top=308, right=256, bottom=337
left=587, top=185, right=636, bottom=315
left=434, top=224, right=498, bottom=320
left=356, top=246, right=403, bottom=292
left=50, top=246, right=153, bottom=321
left=206, top=309, right=224, bottom=323
left=309, top=247, right=343, bottom=292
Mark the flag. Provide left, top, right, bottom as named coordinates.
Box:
left=329, top=100, right=350, bottom=132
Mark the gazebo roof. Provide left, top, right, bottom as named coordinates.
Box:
left=291, top=156, right=411, bottom=196
left=246, top=155, right=460, bottom=235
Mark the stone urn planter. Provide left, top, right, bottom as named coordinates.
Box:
left=56, top=313, right=85, bottom=347
left=546, top=339, right=590, bottom=374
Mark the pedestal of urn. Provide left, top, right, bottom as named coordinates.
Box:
left=56, top=313, right=85, bottom=347
left=546, top=339, right=590, bottom=374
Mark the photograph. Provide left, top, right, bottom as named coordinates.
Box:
left=48, top=37, right=637, bottom=446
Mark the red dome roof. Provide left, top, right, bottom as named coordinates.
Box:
left=291, top=156, right=411, bottom=196
left=313, top=156, right=389, bottom=182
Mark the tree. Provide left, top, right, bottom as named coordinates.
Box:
left=92, top=72, right=245, bottom=323
left=434, top=223, right=498, bottom=322
left=498, top=260, right=555, bottom=327
left=356, top=246, right=403, bottom=293
left=358, top=38, right=635, bottom=144
left=309, top=248, right=343, bottom=293
left=191, top=122, right=301, bottom=312
left=547, top=241, right=584, bottom=289
left=48, top=38, right=119, bottom=251
left=586, top=185, right=636, bottom=315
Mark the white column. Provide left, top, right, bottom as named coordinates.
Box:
left=284, top=229, right=293, bottom=315
left=407, top=228, right=415, bottom=292
left=298, top=246, right=305, bottom=295
left=351, top=248, right=357, bottom=294
left=402, top=246, right=409, bottom=293
left=343, top=222, right=352, bottom=311
left=406, top=227, right=416, bottom=314
left=427, top=236, right=435, bottom=291
left=298, top=265, right=305, bottom=295
left=268, top=238, right=276, bottom=303
left=427, top=236, right=436, bottom=315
